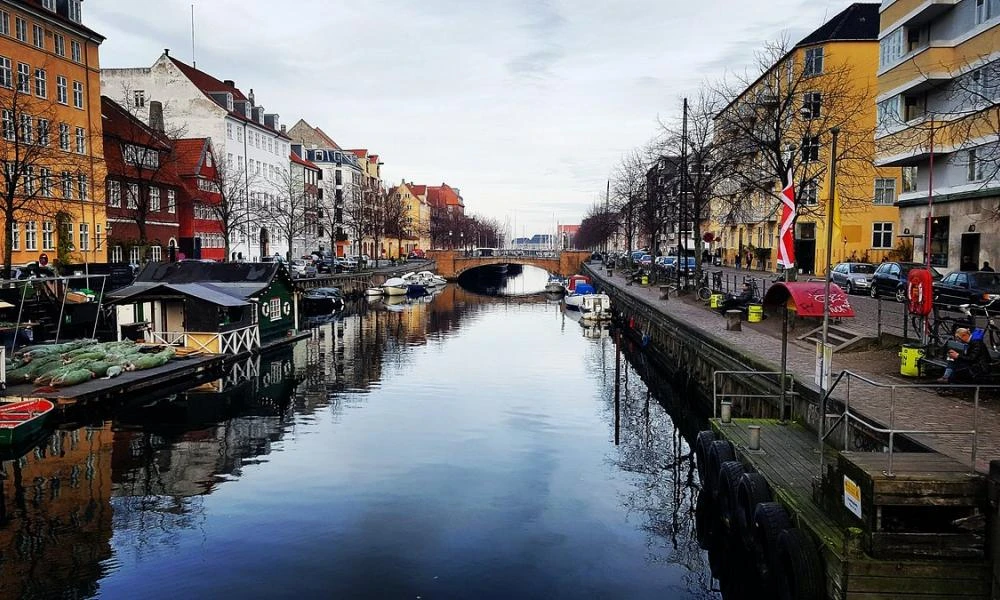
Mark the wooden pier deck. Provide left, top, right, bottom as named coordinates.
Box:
left=712, top=418, right=991, bottom=600
left=3, top=354, right=227, bottom=406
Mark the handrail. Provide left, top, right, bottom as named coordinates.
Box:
left=713, top=370, right=795, bottom=419
left=818, top=369, right=999, bottom=476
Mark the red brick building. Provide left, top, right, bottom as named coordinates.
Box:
left=173, top=138, right=224, bottom=261
left=101, top=96, right=180, bottom=264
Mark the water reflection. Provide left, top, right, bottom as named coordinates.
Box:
left=0, top=282, right=718, bottom=599
left=458, top=264, right=552, bottom=295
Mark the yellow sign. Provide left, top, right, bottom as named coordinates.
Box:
left=844, top=475, right=862, bottom=519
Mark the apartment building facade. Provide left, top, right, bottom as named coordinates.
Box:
left=875, top=0, right=1000, bottom=271
left=0, top=0, right=106, bottom=270
left=101, top=51, right=291, bottom=262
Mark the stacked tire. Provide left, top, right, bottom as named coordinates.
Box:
left=692, top=430, right=824, bottom=600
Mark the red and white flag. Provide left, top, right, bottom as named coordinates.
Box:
left=777, top=172, right=796, bottom=270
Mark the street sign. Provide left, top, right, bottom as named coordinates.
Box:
left=844, top=475, right=862, bottom=519
left=815, top=341, right=832, bottom=390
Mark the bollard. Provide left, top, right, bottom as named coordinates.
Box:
left=748, top=425, right=761, bottom=450
left=721, top=402, right=732, bottom=424
left=725, top=310, right=742, bottom=331
left=659, top=285, right=670, bottom=300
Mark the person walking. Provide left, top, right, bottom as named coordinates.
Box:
left=735, top=252, right=742, bottom=269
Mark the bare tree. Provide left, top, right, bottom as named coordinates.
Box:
left=382, top=186, right=411, bottom=259
left=266, top=164, right=311, bottom=260
left=713, top=39, right=877, bottom=227
left=0, top=66, right=72, bottom=275
left=195, top=155, right=256, bottom=261
left=611, top=150, right=648, bottom=252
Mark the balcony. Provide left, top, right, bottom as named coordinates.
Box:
left=879, top=46, right=954, bottom=95
left=881, top=0, right=959, bottom=31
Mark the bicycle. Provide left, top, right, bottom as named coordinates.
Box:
left=696, top=270, right=712, bottom=301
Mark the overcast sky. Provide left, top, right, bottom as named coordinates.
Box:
left=90, top=0, right=853, bottom=237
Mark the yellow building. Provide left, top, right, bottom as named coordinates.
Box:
left=875, top=0, right=1000, bottom=272
left=0, top=0, right=106, bottom=270
left=711, top=3, right=901, bottom=275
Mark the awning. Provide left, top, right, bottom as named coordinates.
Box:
left=762, top=281, right=855, bottom=318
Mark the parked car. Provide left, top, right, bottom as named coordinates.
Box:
left=289, top=259, right=317, bottom=278
left=933, top=271, right=1000, bottom=307
left=664, top=256, right=696, bottom=276
left=638, top=254, right=653, bottom=266
left=829, top=262, right=876, bottom=294
left=340, top=256, right=359, bottom=270
left=870, top=261, right=943, bottom=302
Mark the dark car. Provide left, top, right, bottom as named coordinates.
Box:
left=830, top=262, right=876, bottom=294
left=933, top=271, right=1000, bottom=307
left=870, top=261, right=943, bottom=302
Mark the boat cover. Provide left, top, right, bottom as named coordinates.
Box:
left=575, top=283, right=596, bottom=295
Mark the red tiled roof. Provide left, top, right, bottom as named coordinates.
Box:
left=407, top=184, right=426, bottom=198
left=290, top=152, right=320, bottom=170
left=14, top=0, right=105, bottom=40
left=172, top=138, right=210, bottom=175
left=347, top=149, right=368, bottom=159
left=168, top=56, right=289, bottom=140
left=101, top=96, right=179, bottom=185
left=370, top=154, right=380, bottom=163
left=427, top=183, right=463, bottom=208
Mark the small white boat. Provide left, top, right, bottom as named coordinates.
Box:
left=416, top=271, right=447, bottom=286
left=365, top=287, right=384, bottom=297
left=382, top=277, right=409, bottom=296
left=544, top=277, right=565, bottom=294
left=563, top=282, right=611, bottom=321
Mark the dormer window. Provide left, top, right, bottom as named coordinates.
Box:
left=68, top=0, right=82, bottom=23
left=226, top=93, right=233, bottom=111
left=42, top=0, right=56, bottom=11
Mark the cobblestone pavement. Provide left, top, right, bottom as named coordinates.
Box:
left=594, top=265, right=1000, bottom=473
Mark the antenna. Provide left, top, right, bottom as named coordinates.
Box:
left=191, top=4, right=196, bottom=68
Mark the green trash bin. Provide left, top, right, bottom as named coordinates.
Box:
left=899, top=344, right=924, bottom=377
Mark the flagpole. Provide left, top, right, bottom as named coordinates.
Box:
left=820, top=126, right=840, bottom=392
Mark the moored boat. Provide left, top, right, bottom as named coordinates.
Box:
left=563, top=282, right=611, bottom=321
left=544, top=276, right=566, bottom=294
left=0, top=399, right=55, bottom=445
left=382, top=278, right=409, bottom=296
left=365, top=287, right=384, bottom=297
left=303, top=287, right=345, bottom=311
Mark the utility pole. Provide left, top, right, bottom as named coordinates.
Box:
left=819, top=126, right=839, bottom=391
left=678, top=98, right=688, bottom=288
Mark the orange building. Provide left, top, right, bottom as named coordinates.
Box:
left=0, top=0, right=106, bottom=271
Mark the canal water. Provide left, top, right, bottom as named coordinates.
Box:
left=0, top=266, right=718, bottom=599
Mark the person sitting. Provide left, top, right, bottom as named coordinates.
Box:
left=982, top=261, right=994, bottom=272
left=721, top=282, right=754, bottom=312
left=938, top=328, right=990, bottom=384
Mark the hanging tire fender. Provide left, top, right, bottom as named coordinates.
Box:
left=694, top=430, right=716, bottom=483
left=736, top=472, right=773, bottom=551
left=776, top=528, right=825, bottom=600
left=753, top=501, right=793, bottom=583
left=706, top=440, right=735, bottom=497
left=716, top=461, right=746, bottom=534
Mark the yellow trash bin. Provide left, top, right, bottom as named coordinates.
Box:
left=640, top=275, right=649, bottom=286
left=747, top=304, right=763, bottom=323
left=899, top=344, right=924, bottom=377
left=710, top=294, right=724, bottom=309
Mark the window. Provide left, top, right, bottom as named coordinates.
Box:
left=149, top=187, right=160, bottom=211
left=107, top=180, right=121, bottom=207
left=61, top=222, right=72, bottom=251
left=34, top=68, right=45, bottom=98
left=901, top=166, right=917, bottom=193
left=53, top=34, right=64, bottom=57
left=42, top=0, right=56, bottom=10
left=269, top=297, right=281, bottom=322
left=975, top=0, right=991, bottom=24
left=236, top=127, right=243, bottom=142
left=19, top=114, right=31, bottom=144
left=61, top=171, right=72, bottom=198
left=127, top=183, right=138, bottom=209
left=129, top=246, right=140, bottom=265
left=930, top=217, right=949, bottom=267
left=167, top=189, right=176, bottom=213
left=968, top=149, right=986, bottom=181
left=71, top=40, right=81, bottom=63
left=77, top=174, right=87, bottom=200
left=79, top=223, right=89, bottom=251
left=872, top=222, right=894, bottom=249
left=39, top=167, right=50, bottom=196
left=10, top=221, right=18, bottom=251
left=56, top=76, right=67, bottom=104
left=111, top=245, right=123, bottom=263
left=54, top=123, right=68, bottom=151
left=0, top=56, right=10, bottom=88
left=75, top=127, right=85, bottom=154
left=0, top=10, right=8, bottom=36
left=37, top=118, right=48, bottom=146
left=122, top=144, right=158, bottom=168
left=32, top=24, right=42, bottom=49
left=68, top=0, right=82, bottom=23
left=801, top=136, right=820, bottom=162
left=874, top=178, right=896, bottom=205
left=1, top=110, right=11, bottom=141
left=95, top=224, right=102, bottom=251
left=879, top=28, right=903, bottom=69
left=804, top=46, right=824, bottom=76
left=971, top=67, right=994, bottom=101
left=150, top=245, right=162, bottom=261
left=226, top=122, right=233, bottom=139
left=14, top=17, right=25, bottom=42
left=802, top=92, right=821, bottom=120
left=24, top=221, right=36, bottom=251
left=801, top=179, right=819, bottom=205
left=41, top=221, right=54, bottom=250
left=72, top=81, right=83, bottom=109
left=133, top=89, right=145, bottom=108
left=16, top=63, right=29, bottom=93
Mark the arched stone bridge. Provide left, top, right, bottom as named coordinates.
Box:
left=426, top=250, right=592, bottom=280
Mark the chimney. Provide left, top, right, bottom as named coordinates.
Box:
left=248, top=88, right=255, bottom=106
left=280, top=124, right=287, bottom=134
left=223, top=79, right=235, bottom=88
left=149, top=101, right=165, bottom=133
left=164, top=48, right=170, bottom=56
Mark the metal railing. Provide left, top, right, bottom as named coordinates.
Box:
left=712, top=370, right=795, bottom=420
left=818, top=370, right=997, bottom=476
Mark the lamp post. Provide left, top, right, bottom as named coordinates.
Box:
left=820, top=126, right=840, bottom=391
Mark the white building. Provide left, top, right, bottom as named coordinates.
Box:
left=102, top=50, right=292, bottom=261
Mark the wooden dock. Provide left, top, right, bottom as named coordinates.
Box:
left=711, top=419, right=991, bottom=599
left=3, top=354, right=227, bottom=406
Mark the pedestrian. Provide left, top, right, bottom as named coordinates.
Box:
left=982, top=261, right=994, bottom=272
left=735, top=252, right=742, bottom=269
left=746, top=251, right=754, bottom=270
